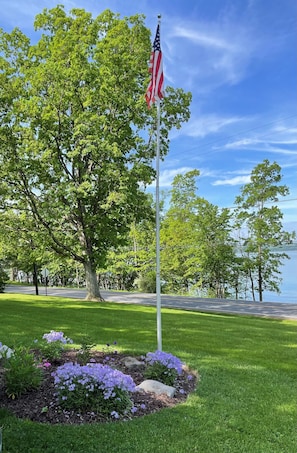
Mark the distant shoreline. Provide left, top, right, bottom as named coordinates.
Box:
left=271, top=244, right=297, bottom=251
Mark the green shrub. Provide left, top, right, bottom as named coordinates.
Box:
left=136, top=271, right=156, bottom=293
left=76, top=336, right=96, bottom=365
left=4, top=347, right=43, bottom=399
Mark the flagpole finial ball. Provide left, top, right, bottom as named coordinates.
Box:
left=158, top=14, right=161, bottom=19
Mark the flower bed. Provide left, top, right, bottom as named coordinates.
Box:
left=0, top=350, right=197, bottom=424
left=0, top=333, right=197, bottom=424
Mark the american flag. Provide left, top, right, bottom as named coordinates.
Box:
left=145, top=24, right=164, bottom=108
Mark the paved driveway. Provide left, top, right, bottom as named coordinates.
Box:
left=4, top=285, right=297, bottom=320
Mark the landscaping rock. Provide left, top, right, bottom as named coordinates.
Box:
left=0, top=344, right=14, bottom=359
left=123, top=356, right=144, bottom=370
left=136, top=380, right=176, bottom=397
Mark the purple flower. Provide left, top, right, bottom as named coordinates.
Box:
left=42, top=330, right=73, bottom=344
left=145, top=351, right=183, bottom=375
left=52, top=362, right=136, bottom=401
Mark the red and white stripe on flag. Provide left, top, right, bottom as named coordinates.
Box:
left=145, top=24, right=164, bottom=108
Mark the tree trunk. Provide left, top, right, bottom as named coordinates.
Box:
left=10, top=267, right=17, bottom=281
left=33, top=263, right=39, bottom=296
left=258, top=241, right=263, bottom=302
left=83, top=261, right=104, bottom=301
left=249, top=270, right=255, bottom=301
left=258, top=263, right=263, bottom=302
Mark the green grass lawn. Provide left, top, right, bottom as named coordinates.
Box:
left=0, top=293, right=296, bottom=453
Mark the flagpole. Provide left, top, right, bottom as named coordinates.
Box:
left=156, top=97, right=162, bottom=351
left=145, top=15, right=163, bottom=351
left=156, top=14, right=162, bottom=351
left=156, top=14, right=162, bottom=352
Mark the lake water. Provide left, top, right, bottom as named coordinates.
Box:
left=263, top=249, right=296, bottom=304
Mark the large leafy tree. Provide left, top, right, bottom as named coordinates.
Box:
left=0, top=211, right=44, bottom=293
left=0, top=210, right=83, bottom=292
left=160, top=170, right=237, bottom=296
left=194, top=199, right=236, bottom=298
left=160, top=170, right=201, bottom=293
left=99, top=216, right=156, bottom=291
left=235, top=159, right=295, bottom=301
left=0, top=6, right=191, bottom=300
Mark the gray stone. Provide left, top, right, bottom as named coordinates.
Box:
left=123, top=356, right=144, bottom=370
left=0, top=344, right=14, bottom=359
left=136, top=379, right=176, bottom=397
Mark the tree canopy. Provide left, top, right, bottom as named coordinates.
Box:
left=0, top=6, right=191, bottom=299
left=160, top=170, right=237, bottom=296
left=235, top=160, right=295, bottom=301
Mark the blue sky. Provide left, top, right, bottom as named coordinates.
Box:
left=1, top=0, right=296, bottom=232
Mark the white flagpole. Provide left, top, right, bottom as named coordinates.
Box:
left=156, top=96, right=162, bottom=351
left=147, top=14, right=163, bottom=351
left=156, top=13, right=162, bottom=351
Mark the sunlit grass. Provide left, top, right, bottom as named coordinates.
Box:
left=0, top=293, right=296, bottom=453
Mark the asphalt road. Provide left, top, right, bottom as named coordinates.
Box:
left=4, top=285, right=297, bottom=320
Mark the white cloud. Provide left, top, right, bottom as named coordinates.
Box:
left=0, top=0, right=78, bottom=29
left=148, top=167, right=196, bottom=188
left=159, top=167, right=196, bottom=187
left=225, top=142, right=297, bottom=156
left=260, top=146, right=297, bottom=156
left=225, top=138, right=260, bottom=148
left=172, top=26, right=237, bottom=52
left=274, top=126, right=297, bottom=135
left=182, top=114, right=244, bottom=138
left=166, top=15, right=256, bottom=89
left=198, top=168, right=218, bottom=178
left=226, top=138, right=297, bottom=149
left=221, top=118, right=297, bottom=157
left=269, top=139, right=297, bottom=145
left=213, top=175, right=251, bottom=186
